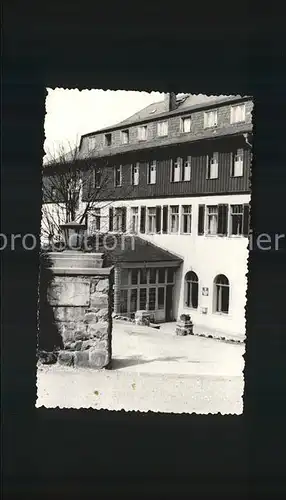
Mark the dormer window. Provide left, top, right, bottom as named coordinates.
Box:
left=104, top=133, right=112, bottom=146
left=138, top=125, right=147, bottom=141
left=181, top=116, right=192, bottom=133
left=204, top=110, right=218, bottom=128
left=157, top=121, right=168, bottom=137
left=88, top=136, right=97, bottom=151
left=121, top=129, right=129, bottom=144
left=230, top=104, right=246, bottom=124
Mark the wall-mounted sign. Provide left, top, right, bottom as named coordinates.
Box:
left=202, top=287, right=209, bottom=296
left=201, top=307, right=208, bottom=314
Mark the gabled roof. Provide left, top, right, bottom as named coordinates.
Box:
left=81, top=93, right=248, bottom=139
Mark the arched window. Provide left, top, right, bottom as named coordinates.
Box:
left=185, top=271, right=199, bottom=309
left=214, top=274, right=229, bottom=313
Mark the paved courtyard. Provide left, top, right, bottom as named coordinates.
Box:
left=36, top=321, right=245, bottom=414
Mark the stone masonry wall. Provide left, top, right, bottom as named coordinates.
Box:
left=47, top=272, right=113, bottom=369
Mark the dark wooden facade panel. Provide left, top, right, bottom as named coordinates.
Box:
left=80, top=135, right=251, bottom=202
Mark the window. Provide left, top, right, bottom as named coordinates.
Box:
left=114, top=207, right=126, bottom=232
left=148, top=288, right=156, bottom=310
left=181, top=116, right=191, bottom=133
left=104, top=133, right=112, bottom=146
left=149, top=268, right=157, bottom=284
left=167, top=268, right=175, bottom=283
left=121, top=129, right=129, bottom=144
left=130, top=289, right=138, bottom=312
left=94, top=168, right=101, bottom=188
left=204, top=110, right=217, bottom=128
left=147, top=161, right=156, bottom=184
left=207, top=206, right=218, bottom=235
left=139, top=288, right=147, bottom=310
left=231, top=150, right=244, bottom=177
left=214, top=274, right=229, bottom=314
left=147, top=207, right=156, bottom=233
left=93, top=208, right=101, bottom=231
left=131, top=163, right=139, bottom=185
left=170, top=158, right=181, bottom=182
left=185, top=271, right=199, bottom=309
left=131, top=207, right=139, bottom=233
left=140, top=269, right=147, bottom=285
left=182, top=156, right=191, bottom=181
left=206, top=153, right=219, bottom=179
left=157, top=121, right=168, bottom=137
left=114, top=165, right=122, bottom=186
left=88, top=136, right=97, bottom=150
left=138, top=125, right=147, bottom=141
left=230, top=104, right=246, bottom=124
left=158, top=268, right=165, bottom=283
left=158, top=287, right=165, bottom=309
left=170, top=205, right=179, bottom=233
left=119, top=290, right=128, bottom=314
left=230, top=205, right=243, bottom=235
left=181, top=205, right=192, bottom=234
left=131, top=269, right=138, bottom=285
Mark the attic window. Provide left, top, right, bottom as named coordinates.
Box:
left=121, top=129, right=129, bottom=144
left=149, top=109, right=157, bottom=114
left=104, top=133, right=112, bottom=146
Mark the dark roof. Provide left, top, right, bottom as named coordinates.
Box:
left=87, top=234, right=183, bottom=265
left=81, top=94, right=249, bottom=139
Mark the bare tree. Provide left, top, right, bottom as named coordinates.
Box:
left=41, top=142, right=134, bottom=244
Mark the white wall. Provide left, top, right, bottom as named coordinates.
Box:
left=89, top=194, right=250, bottom=336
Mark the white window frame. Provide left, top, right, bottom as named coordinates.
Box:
left=229, top=204, right=243, bottom=236
left=137, top=125, right=147, bottom=141
left=181, top=116, right=192, bottom=133
left=131, top=163, right=140, bottom=185
left=147, top=207, right=156, bottom=234
left=214, top=275, right=230, bottom=314
left=131, top=207, right=139, bottom=233
left=230, top=104, right=246, bottom=124
left=231, top=150, right=244, bottom=177
left=181, top=205, right=192, bottom=234
left=207, top=153, right=219, bottom=179
left=88, top=136, right=97, bottom=151
left=114, top=207, right=124, bottom=232
left=170, top=158, right=181, bottom=182
left=157, top=120, right=168, bottom=137
left=204, top=110, right=218, bottom=128
left=206, top=205, right=218, bottom=235
left=182, top=157, right=191, bottom=181
left=169, top=205, right=179, bottom=234
left=92, top=207, right=101, bottom=231
left=121, top=129, right=129, bottom=144
left=147, top=160, right=156, bottom=184
left=114, top=165, right=122, bottom=187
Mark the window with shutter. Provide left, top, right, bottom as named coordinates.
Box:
left=122, top=207, right=127, bottom=232
left=217, top=204, right=228, bottom=236
left=242, top=204, right=250, bottom=236
left=109, top=207, right=114, bottom=232
left=231, top=150, right=244, bottom=177
left=156, top=206, right=161, bottom=233
left=198, top=205, right=205, bottom=235
left=162, top=206, right=168, bottom=234
left=140, top=206, right=146, bottom=233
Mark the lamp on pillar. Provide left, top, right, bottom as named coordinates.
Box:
left=59, top=221, right=87, bottom=251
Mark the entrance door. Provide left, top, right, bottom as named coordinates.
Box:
left=165, top=285, right=173, bottom=322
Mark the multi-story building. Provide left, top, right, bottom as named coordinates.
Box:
left=43, top=93, right=253, bottom=339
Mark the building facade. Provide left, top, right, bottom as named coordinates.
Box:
left=43, top=93, right=253, bottom=338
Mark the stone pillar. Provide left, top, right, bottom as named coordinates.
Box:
left=46, top=251, right=114, bottom=369
left=113, top=266, right=121, bottom=315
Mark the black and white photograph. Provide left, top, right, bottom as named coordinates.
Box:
left=36, top=89, right=253, bottom=414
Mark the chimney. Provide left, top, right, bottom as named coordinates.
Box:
left=164, top=92, right=177, bottom=112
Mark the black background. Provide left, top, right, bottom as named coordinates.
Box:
left=3, top=1, right=286, bottom=498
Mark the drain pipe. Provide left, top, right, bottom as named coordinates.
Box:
left=243, top=133, right=252, bottom=148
